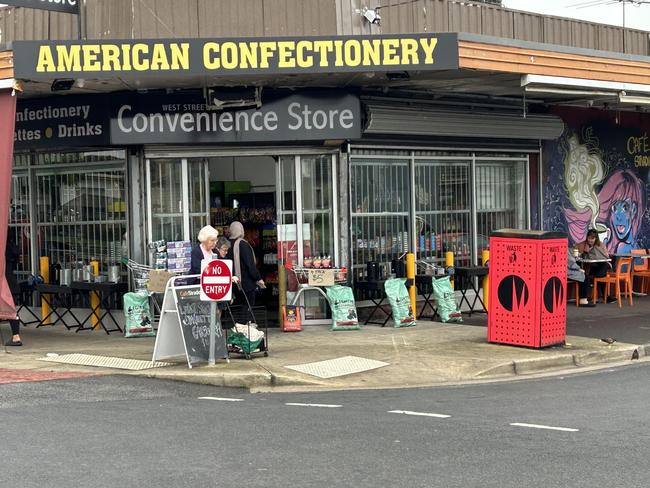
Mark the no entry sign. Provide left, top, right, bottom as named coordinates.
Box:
left=200, top=259, right=233, bottom=301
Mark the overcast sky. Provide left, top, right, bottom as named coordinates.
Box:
left=502, top=0, right=650, bottom=31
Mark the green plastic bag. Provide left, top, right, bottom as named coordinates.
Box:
left=384, top=278, right=416, bottom=328
left=431, top=276, right=463, bottom=323
left=123, top=292, right=155, bottom=337
left=227, top=334, right=264, bottom=354
left=326, top=285, right=360, bottom=331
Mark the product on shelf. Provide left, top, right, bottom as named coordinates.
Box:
left=166, top=240, right=192, bottom=273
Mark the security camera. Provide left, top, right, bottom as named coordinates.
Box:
left=362, top=7, right=381, bottom=25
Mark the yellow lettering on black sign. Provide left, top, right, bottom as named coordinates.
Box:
left=33, top=37, right=442, bottom=74
left=36, top=43, right=190, bottom=73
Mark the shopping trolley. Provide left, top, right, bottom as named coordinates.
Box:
left=124, top=258, right=164, bottom=324
left=222, top=281, right=269, bottom=359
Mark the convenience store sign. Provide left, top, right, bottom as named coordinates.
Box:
left=13, top=90, right=360, bottom=149
left=110, top=91, right=361, bottom=144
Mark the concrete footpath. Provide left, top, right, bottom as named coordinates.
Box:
left=1, top=319, right=647, bottom=392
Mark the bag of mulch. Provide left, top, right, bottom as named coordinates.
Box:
left=326, top=285, right=360, bottom=331
left=384, top=278, right=416, bottom=328
left=123, top=292, right=156, bottom=337
left=431, top=276, right=463, bottom=323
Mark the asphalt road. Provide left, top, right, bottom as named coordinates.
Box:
left=2, top=364, right=649, bottom=488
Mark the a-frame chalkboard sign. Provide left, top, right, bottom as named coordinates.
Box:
left=152, top=275, right=228, bottom=368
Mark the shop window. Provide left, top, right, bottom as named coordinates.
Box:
left=350, top=156, right=410, bottom=280
left=34, top=167, right=127, bottom=274
left=10, top=150, right=128, bottom=279
left=475, top=158, right=528, bottom=259
left=9, top=174, right=31, bottom=281
left=350, top=150, right=530, bottom=280
left=415, top=159, right=472, bottom=267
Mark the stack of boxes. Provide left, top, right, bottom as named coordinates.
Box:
left=166, top=240, right=192, bottom=273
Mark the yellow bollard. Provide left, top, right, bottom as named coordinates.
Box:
left=406, top=252, right=416, bottom=320
left=482, top=249, right=490, bottom=311
left=39, top=256, right=52, bottom=325
left=90, top=260, right=100, bottom=329
left=445, top=251, right=455, bottom=290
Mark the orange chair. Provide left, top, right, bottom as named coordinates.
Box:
left=567, top=280, right=580, bottom=307
left=592, top=257, right=633, bottom=307
left=631, top=249, right=650, bottom=294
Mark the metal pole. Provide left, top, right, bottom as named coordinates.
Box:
left=209, top=301, right=216, bottom=365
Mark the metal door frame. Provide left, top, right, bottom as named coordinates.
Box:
left=280, top=153, right=339, bottom=325
left=145, top=157, right=210, bottom=246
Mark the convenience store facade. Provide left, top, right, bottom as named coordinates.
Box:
left=7, top=32, right=650, bottom=319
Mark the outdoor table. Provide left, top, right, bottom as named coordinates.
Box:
left=454, top=266, right=489, bottom=315
left=354, top=280, right=392, bottom=326
left=415, top=274, right=440, bottom=320
left=354, top=279, right=413, bottom=326
left=34, top=283, right=83, bottom=330
left=71, top=281, right=128, bottom=334
left=17, top=280, right=41, bottom=326
left=576, top=257, right=612, bottom=263
left=611, top=253, right=650, bottom=259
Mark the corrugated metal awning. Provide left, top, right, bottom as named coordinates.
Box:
left=364, top=104, right=564, bottom=141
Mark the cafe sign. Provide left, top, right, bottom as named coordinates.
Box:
left=13, top=34, right=459, bottom=79
left=110, top=91, right=361, bottom=144
left=2, top=0, right=79, bottom=14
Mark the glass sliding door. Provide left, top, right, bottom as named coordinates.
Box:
left=187, top=157, right=211, bottom=242
left=278, top=153, right=337, bottom=323
left=146, top=157, right=209, bottom=249
left=147, top=159, right=184, bottom=243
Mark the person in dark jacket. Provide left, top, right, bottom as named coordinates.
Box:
left=189, top=225, right=219, bottom=276
left=229, top=221, right=264, bottom=307
left=5, top=235, right=22, bottom=346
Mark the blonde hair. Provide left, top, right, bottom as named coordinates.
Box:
left=197, top=225, right=219, bottom=243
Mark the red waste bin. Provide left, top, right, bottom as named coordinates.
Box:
left=488, top=229, right=568, bottom=348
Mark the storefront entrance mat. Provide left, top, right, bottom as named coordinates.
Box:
left=38, top=353, right=173, bottom=371
left=285, top=356, right=389, bottom=379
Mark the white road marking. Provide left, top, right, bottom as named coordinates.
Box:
left=388, top=410, right=451, bottom=418
left=285, top=403, right=342, bottom=408
left=198, top=397, right=244, bottom=402
left=510, top=422, right=578, bottom=432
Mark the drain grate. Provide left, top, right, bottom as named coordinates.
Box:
left=38, top=354, right=173, bottom=371
left=285, top=355, right=389, bottom=379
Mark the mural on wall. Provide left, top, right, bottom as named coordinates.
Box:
left=543, top=108, right=650, bottom=252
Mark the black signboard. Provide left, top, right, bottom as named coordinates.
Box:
left=14, top=94, right=110, bottom=150
left=13, top=33, right=459, bottom=79
left=110, top=91, right=361, bottom=144
left=174, top=286, right=227, bottom=365
left=3, top=0, right=79, bottom=14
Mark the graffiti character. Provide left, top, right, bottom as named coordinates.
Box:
left=562, top=131, right=645, bottom=254
left=598, top=170, right=644, bottom=253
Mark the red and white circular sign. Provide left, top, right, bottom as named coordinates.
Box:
left=200, top=259, right=232, bottom=301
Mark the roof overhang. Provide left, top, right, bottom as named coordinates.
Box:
left=8, top=34, right=650, bottom=114
left=521, top=74, right=650, bottom=109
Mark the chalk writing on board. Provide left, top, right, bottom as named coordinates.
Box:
left=174, top=286, right=227, bottom=363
